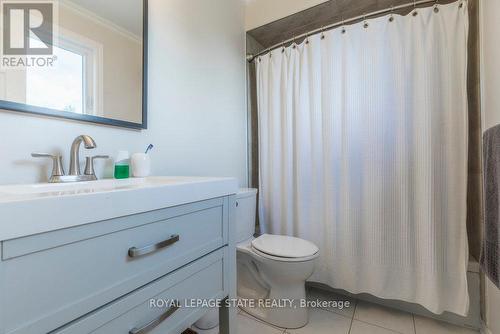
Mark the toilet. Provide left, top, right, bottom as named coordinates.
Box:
left=235, top=188, right=319, bottom=329
left=194, top=188, right=319, bottom=330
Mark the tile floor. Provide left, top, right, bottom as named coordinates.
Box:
left=193, top=287, right=480, bottom=334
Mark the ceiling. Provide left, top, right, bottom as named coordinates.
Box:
left=245, top=0, right=329, bottom=31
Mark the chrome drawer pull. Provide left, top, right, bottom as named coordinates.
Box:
left=128, top=234, right=180, bottom=258
left=129, top=304, right=180, bottom=334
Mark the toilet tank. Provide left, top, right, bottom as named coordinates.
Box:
left=236, top=188, right=258, bottom=243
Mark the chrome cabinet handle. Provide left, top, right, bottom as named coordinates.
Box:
left=128, top=234, right=180, bottom=258
left=129, top=303, right=180, bottom=334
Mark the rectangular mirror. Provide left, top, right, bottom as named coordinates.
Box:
left=0, top=0, right=147, bottom=129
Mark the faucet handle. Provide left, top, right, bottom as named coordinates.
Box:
left=84, top=155, right=109, bottom=178
left=31, top=153, right=65, bottom=177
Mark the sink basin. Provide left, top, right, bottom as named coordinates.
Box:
left=0, top=176, right=238, bottom=241
left=0, top=177, right=210, bottom=200
left=0, top=178, right=143, bottom=197
left=0, top=176, right=237, bottom=201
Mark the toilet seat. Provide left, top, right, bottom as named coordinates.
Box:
left=250, top=234, right=319, bottom=262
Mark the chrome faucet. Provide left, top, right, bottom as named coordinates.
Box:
left=69, top=135, right=96, bottom=175
left=32, top=135, right=109, bottom=183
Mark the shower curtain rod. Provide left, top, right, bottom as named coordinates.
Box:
left=247, top=0, right=462, bottom=62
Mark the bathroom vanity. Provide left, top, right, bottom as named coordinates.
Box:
left=0, top=177, right=238, bottom=334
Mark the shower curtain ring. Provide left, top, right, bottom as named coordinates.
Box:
left=389, top=6, right=395, bottom=22
left=321, top=27, right=326, bottom=40
left=281, top=41, right=285, bottom=53
left=305, top=33, right=309, bottom=44
left=434, top=0, right=439, bottom=12
left=363, top=13, right=369, bottom=28
left=341, top=17, right=346, bottom=34
left=292, top=36, right=297, bottom=49
left=413, top=0, right=418, bottom=16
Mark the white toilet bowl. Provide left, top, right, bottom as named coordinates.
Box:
left=195, top=189, right=319, bottom=330
left=237, top=234, right=319, bottom=329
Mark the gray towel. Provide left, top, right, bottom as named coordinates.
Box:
left=481, top=124, right=500, bottom=288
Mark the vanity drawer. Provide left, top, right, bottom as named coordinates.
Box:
left=0, top=197, right=229, bottom=334
left=55, top=249, right=226, bottom=334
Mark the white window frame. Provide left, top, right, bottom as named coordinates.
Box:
left=52, top=27, right=104, bottom=116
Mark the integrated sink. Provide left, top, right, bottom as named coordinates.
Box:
left=0, top=178, right=144, bottom=198
left=0, top=177, right=216, bottom=200
left=0, top=176, right=238, bottom=241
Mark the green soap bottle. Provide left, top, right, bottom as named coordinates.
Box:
left=114, top=164, right=129, bottom=179
left=114, top=150, right=130, bottom=179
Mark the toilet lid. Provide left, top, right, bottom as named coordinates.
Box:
left=251, top=234, right=319, bottom=258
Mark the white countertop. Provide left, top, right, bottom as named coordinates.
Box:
left=0, top=176, right=238, bottom=241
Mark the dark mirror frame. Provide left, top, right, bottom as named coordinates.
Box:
left=0, top=0, right=148, bottom=130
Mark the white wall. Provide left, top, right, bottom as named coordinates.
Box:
left=480, top=1, right=500, bottom=333
left=481, top=0, right=500, bottom=130
left=0, top=0, right=248, bottom=186
left=245, top=0, right=329, bottom=31
left=485, top=279, right=500, bottom=334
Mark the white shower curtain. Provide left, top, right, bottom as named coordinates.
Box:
left=256, top=2, right=469, bottom=315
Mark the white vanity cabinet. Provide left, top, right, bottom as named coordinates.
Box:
left=0, top=177, right=238, bottom=334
